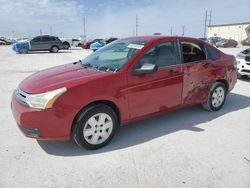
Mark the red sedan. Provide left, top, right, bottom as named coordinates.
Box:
left=11, top=36, right=237, bottom=150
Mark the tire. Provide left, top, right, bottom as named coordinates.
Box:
left=202, top=82, right=227, bottom=111
left=63, top=42, right=70, bottom=49
left=72, top=103, right=118, bottom=150
left=50, top=46, right=59, bottom=53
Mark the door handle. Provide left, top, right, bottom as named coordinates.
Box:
left=169, top=70, right=179, bottom=75
left=203, top=63, right=211, bottom=69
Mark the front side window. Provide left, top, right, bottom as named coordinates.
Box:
left=81, top=39, right=147, bottom=72
left=181, top=41, right=206, bottom=63
left=134, top=41, right=178, bottom=69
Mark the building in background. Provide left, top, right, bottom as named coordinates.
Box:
left=208, top=22, right=250, bottom=43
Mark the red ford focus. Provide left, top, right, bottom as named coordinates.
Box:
left=11, top=36, right=237, bottom=150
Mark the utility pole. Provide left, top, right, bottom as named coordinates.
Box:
left=12, top=31, right=15, bottom=38
left=50, top=26, right=52, bottom=35
left=209, top=10, right=212, bottom=25
left=135, top=15, right=138, bottom=36
left=204, top=10, right=208, bottom=38
left=40, top=29, right=42, bottom=35
left=182, top=25, right=185, bottom=36
left=170, top=27, right=172, bottom=36
left=83, top=16, right=86, bottom=37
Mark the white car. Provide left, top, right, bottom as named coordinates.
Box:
left=60, top=38, right=83, bottom=49
left=236, top=48, right=250, bottom=79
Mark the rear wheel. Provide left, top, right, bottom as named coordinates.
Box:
left=50, top=46, right=59, bottom=53
left=72, top=104, right=118, bottom=150
left=202, top=82, right=227, bottom=111
left=63, top=42, right=70, bottom=49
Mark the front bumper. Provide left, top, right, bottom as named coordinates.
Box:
left=237, top=59, right=250, bottom=76
left=11, top=92, right=75, bottom=141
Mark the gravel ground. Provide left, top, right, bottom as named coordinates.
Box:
left=0, top=45, right=249, bottom=188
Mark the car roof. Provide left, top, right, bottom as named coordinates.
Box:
left=124, top=35, right=205, bottom=43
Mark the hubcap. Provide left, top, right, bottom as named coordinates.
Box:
left=211, top=86, right=225, bottom=108
left=83, top=113, right=113, bottom=145
left=52, top=47, right=58, bottom=52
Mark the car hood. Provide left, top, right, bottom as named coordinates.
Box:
left=19, top=63, right=105, bottom=94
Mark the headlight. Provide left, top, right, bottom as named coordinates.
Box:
left=25, top=87, right=67, bottom=109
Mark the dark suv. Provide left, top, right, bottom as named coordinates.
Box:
left=30, top=35, right=64, bottom=53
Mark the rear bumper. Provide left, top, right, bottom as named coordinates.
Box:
left=11, top=92, right=76, bottom=141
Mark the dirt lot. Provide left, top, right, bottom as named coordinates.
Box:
left=0, top=45, right=250, bottom=188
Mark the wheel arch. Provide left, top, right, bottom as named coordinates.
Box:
left=71, top=100, right=121, bottom=134
left=215, top=79, right=229, bottom=92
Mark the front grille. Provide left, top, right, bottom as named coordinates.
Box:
left=15, top=89, right=29, bottom=106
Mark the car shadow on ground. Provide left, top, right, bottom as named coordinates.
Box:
left=26, top=51, right=72, bottom=54
left=37, top=93, right=250, bottom=156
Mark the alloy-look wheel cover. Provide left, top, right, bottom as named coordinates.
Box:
left=83, top=113, right=113, bottom=145
left=211, top=86, right=225, bottom=108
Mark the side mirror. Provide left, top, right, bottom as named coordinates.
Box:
left=132, top=63, right=158, bottom=75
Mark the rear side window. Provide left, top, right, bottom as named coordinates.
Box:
left=181, top=41, right=206, bottom=63
left=207, top=46, right=220, bottom=60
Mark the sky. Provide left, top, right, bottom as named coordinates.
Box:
left=0, top=0, right=249, bottom=39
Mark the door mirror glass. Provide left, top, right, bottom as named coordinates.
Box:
left=132, top=63, right=158, bottom=75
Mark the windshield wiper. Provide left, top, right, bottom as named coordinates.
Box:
left=81, top=62, right=100, bottom=71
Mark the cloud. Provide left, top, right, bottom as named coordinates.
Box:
left=0, top=0, right=84, bottom=38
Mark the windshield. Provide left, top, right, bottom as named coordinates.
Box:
left=81, top=39, right=147, bottom=72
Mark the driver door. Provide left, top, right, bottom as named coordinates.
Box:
left=127, top=40, right=183, bottom=119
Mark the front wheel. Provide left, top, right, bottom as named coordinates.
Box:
left=202, top=82, right=227, bottom=111
left=73, top=104, right=118, bottom=150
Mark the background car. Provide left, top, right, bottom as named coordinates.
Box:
left=81, top=39, right=103, bottom=49
left=241, top=37, right=250, bottom=46
left=12, top=35, right=64, bottom=53
left=0, top=37, right=11, bottom=45
left=216, top=39, right=238, bottom=48
left=105, top=37, right=118, bottom=44
left=208, top=36, right=222, bottom=46
left=236, top=48, right=250, bottom=79
left=90, top=39, right=106, bottom=51
left=60, top=38, right=83, bottom=49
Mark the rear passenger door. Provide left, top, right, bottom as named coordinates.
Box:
left=180, top=40, right=216, bottom=105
